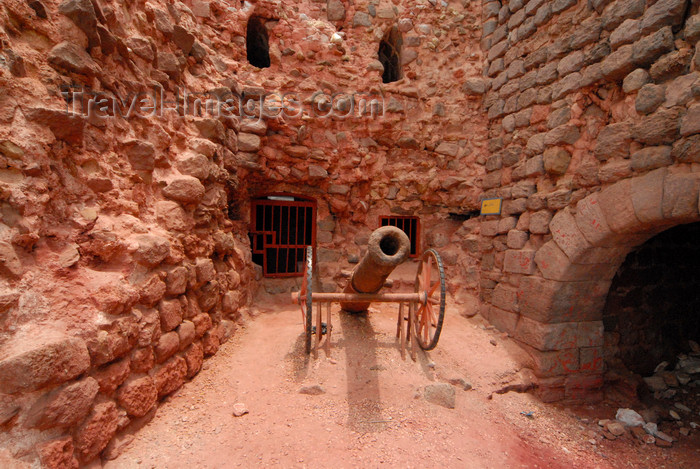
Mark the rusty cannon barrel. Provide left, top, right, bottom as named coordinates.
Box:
left=340, top=226, right=411, bottom=313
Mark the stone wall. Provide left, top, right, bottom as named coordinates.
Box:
left=477, top=0, right=700, bottom=401
left=232, top=0, right=489, bottom=298
left=0, top=0, right=488, bottom=466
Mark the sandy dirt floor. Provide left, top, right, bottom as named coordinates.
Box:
left=105, top=295, right=700, bottom=469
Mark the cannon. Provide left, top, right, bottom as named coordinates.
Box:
left=291, top=226, right=446, bottom=359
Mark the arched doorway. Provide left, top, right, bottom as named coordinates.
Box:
left=507, top=168, right=700, bottom=400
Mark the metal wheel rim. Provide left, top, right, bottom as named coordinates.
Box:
left=413, top=249, right=446, bottom=351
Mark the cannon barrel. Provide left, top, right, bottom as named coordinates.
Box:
left=340, top=226, right=411, bottom=313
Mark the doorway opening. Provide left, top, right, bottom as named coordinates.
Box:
left=602, top=222, right=700, bottom=375
left=250, top=194, right=316, bottom=277
left=378, top=25, right=402, bottom=83
left=246, top=16, right=270, bottom=68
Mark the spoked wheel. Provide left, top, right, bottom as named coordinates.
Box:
left=299, top=246, right=314, bottom=354
left=413, top=249, right=446, bottom=351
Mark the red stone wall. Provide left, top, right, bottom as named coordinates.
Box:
left=0, top=0, right=488, bottom=466
left=478, top=0, right=700, bottom=401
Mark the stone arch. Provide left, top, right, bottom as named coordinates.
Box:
left=378, top=25, right=402, bottom=83
left=509, top=168, right=700, bottom=400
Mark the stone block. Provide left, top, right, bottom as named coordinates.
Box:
left=159, top=299, right=182, bottom=332
left=663, top=73, right=697, bottom=108
left=684, top=13, right=700, bottom=42
left=598, top=178, right=641, bottom=233
left=543, top=147, right=571, bottom=175
left=156, top=201, right=191, bottom=232
left=507, top=230, right=529, bottom=249
left=133, top=235, right=170, bottom=268
left=601, top=0, right=645, bottom=31
left=0, top=241, right=23, bottom=279
left=622, top=68, right=649, bottom=93
left=26, top=377, right=99, bottom=430
left=536, top=61, right=558, bottom=86
left=492, top=283, right=520, bottom=313
left=600, top=44, right=635, bottom=80
left=503, top=249, right=536, bottom=274
left=630, top=168, right=666, bottom=224
left=519, top=276, right=611, bottom=323
left=481, top=219, right=500, bottom=237
left=579, top=347, right=605, bottom=373
left=177, top=321, right=196, bottom=350
left=680, top=103, right=700, bottom=137
left=515, top=317, right=578, bottom=351
left=166, top=266, right=188, bottom=295
left=631, top=107, right=681, bottom=145
left=526, top=133, right=546, bottom=155
left=662, top=172, right=700, bottom=221
left=631, top=27, right=674, bottom=68
left=183, top=342, right=204, bottom=378
left=37, top=436, right=78, bottom=469
left=117, top=376, right=157, bottom=417
left=530, top=210, right=553, bottom=234
left=153, top=356, right=187, bottom=397
left=202, top=327, right=222, bottom=356
left=526, top=345, right=580, bottom=377
left=74, top=401, right=120, bottom=463
left=575, top=192, right=621, bottom=247
left=570, top=17, right=602, bottom=49
left=0, top=336, right=90, bottom=394
left=550, top=210, right=591, bottom=261
left=640, top=0, right=686, bottom=35
left=649, top=49, right=693, bottom=82
left=488, top=305, right=519, bottom=335
left=635, top=84, right=665, bottom=115
left=577, top=321, right=605, bottom=347
left=154, top=332, right=179, bottom=363
left=544, top=124, right=580, bottom=146
left=534, top=3, right=552, bottom=26
left=497, top=217, right=517, bottom=234
left=502, top=198, right=527, bottom=215
left=611, top=19, right=641, bottom=49
left=630, top=146, right=672, bottom=171
left=598, top=158, right=632, bottom=182
left=92, top=358, right=130, bottom=395
left=552, top=72, right=583, bottom=100
left=237, top=133, right=261, bottom=152
left=162, top=177, right=205, bottom=204
left=672, top=134, right=700, bottom=163
left=534, top=241, right=618, bottom=281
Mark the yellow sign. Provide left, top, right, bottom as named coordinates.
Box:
left=480, top=198, right=502, bottom=216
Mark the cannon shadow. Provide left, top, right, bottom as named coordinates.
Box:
left=338, top=310, right=386, bottom=433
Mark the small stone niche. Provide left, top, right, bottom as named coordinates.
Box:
left=379, top=25, right=402, bottom=83
left=246, top=16, right=270, bottom=68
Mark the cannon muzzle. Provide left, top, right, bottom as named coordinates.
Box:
left=340, top=226, right=410, bottom=313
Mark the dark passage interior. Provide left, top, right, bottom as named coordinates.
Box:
left=378, top=26, right=402, bottom=83
left=602, top=222, right=700, bottom=375
left=246, top=16, right=270, bottom=68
